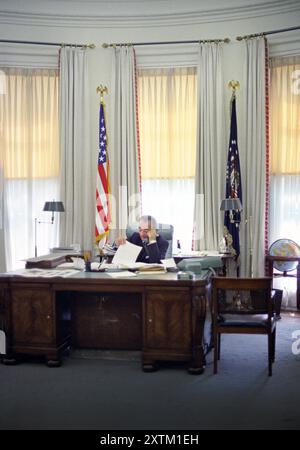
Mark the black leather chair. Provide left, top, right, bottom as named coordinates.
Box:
left=212, top=277, right=276, bottom=376
left=126, top=223, right=174, bottom=259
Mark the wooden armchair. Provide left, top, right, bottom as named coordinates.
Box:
left=212, top=277, right=276, bottom=376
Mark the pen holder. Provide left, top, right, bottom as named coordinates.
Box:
left=85, top=261, right=92, bottom=272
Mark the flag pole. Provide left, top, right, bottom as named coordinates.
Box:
left=95, top=84, right=110, bottom=255
left=228, top=81, right=252, bottom=277
left=223, top=80, right=242, bottom=275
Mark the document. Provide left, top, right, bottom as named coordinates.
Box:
left=12, top=268, right=79, bottom=278
left=112, top=241, right=142, bottom=265
left=161, top=258, right=177, bottom=269
left=107, top=270, right=137, bottom=278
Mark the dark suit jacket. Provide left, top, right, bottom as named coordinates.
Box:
left=128, top=232, right=169, bottom=263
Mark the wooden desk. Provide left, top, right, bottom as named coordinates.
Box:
left=265, top=255, right=300, bottom=309
left=25, top=253, right=81, bottom=269
left=0, top=271, right=211, bottom=374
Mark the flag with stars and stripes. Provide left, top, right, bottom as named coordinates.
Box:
left=95, top=101, right=111, bottom=244
left=224, top=94, right=242, bottom=258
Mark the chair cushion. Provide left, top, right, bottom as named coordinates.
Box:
left=218, top=314, right=275, bottom=328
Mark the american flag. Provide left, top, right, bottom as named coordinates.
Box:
left=95, top=102, right=110, bottom=243
left=224, top=94, right=242, bottom=258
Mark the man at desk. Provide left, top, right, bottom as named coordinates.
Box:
left=116, top=215, right=169, bottom=263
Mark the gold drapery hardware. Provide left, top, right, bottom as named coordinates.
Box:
left=102, top=43, right=133, bottom=48
left=61, top=43, right=95, bottom=49
left=199, top=38, right=230, bottom=44
left=102, top=38, right=230, bottom=48
left=236, top=25, right=300, bottom=41
left=0, top=39, right=95, bottom=48
left=83, top=44, right=96, bottom=49
left=228, top=80, right=240, bottom=93
left=236, top=33, right=265, bottom=41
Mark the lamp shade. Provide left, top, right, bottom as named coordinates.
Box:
left=220, top=197, right=242, bottom=211
left=43, top=201, right=65, bottom=212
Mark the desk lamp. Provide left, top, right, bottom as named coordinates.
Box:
left=34, top=200, right=65, bottom=257
left=220, top=197, right=242, bottom=223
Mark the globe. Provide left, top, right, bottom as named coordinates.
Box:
left=269, top=239, right=300, bottom=272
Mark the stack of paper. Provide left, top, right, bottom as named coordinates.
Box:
left=137, top=264, right=165, bottom=272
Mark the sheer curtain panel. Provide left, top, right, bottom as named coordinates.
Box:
left=0, top=68, right=59, bottom=270
left=242, top=37, right=268, bottom=277
left=109, top=46, right=141, bottom=241
left=137, top=67, right=197, bottom=252
left=193, top=43, right=226, bottom=251
left=59, top=47, right=94, bottom=252
left=269, top=56, right=300, bottom=245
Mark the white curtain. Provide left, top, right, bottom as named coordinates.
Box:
left=109, top=46, right=141, bottom=240
left=242, top=37, right=267, bottom=277
left=137, top=67, right=197, bottom=252
left=193, top=43, right=226, bottom=250
left=142, top=179, right=195, bottom=253
left=268, top=56, right=300, bottom=309
left=269, top=175, right=300, bottom=244
left=269, top=56, right=300, bottom=245
left=59, top=47, right=94, bottom=252
left=0, top=68, right=59, bottom=270
left=0, top=166, right=6, bottom=272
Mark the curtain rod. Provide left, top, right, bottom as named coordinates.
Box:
left=236, top=25, right=300, bottom=41
left=0, top=39, right=95, bottom=48
left=102, top=38, right=230, bottom=48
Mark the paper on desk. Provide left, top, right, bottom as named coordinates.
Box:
left=100, top=262, right=149, bottom=270
left=107, top=270, right=137, bottom=278
left=12, top=268, right=79, bottom=278
left=112, top=241, right=142, bottom=265
left=0, top=330, right=6, bottom=354
left=161, top=258, right=177, bottom=268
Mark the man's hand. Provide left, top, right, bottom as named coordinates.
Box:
left=115, top=236, right=127, bottom=246
left=147, top=229, right=157, bottom=243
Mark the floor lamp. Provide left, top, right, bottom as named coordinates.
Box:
left=34, top=201, right=65, bottom=257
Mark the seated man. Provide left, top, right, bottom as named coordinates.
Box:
left=116, top=215, right=169, bottom=264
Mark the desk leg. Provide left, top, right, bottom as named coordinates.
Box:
left=267, top=260, right=274, bottom=277
left=188, top=291, right=206, bottom=375
left=142, top=360, right=158, bottom=372
left=46, top=358, right=61, bottom=368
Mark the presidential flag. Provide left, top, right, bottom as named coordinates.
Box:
left=95, top=101, right=110, bottom=244
left=224, top=94, right=242, bottom=258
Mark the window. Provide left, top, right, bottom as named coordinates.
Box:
left=269, top=56, right=300, bottom=309
left=0, top=68, right=59, bottom=269
left=137, top=67, right=197, bottom=252
left=269, top=56, right=300, bottom=244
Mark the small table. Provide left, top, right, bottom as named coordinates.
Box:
left=265, top=255, right=300, bottom=310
